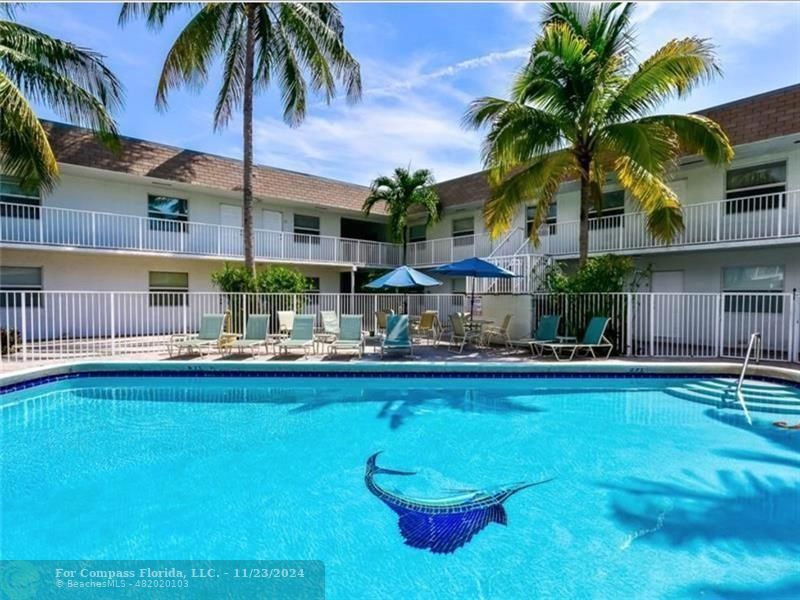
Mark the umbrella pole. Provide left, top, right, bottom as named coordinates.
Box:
left=470, top=276, right=476, bottom=324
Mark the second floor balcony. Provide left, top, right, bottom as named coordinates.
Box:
left=0, top=202, right=402, bottom=268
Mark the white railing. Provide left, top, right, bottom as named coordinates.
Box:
left=0, top=291, right=467, bottom=365
left=521, top=190, right=800, bottom=256
left=0, top=202, right=402, bottom=267
left=471, top=254, right=553, bottom=294
left=531, top=292, right=797, bottom=362
left=2, top=290, right=797, bottom=366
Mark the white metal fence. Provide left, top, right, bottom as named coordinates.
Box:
left=531, top=292, right=798, bottom=362
left=1, top=291, right=797, bottom=365
left=0, top=292, right=467, bottom=364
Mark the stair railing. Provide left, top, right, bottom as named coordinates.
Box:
left=734, top=332, right=761, bottom=426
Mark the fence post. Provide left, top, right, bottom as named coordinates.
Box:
left=91, top=212, right=97, bottom=247
left=293, top=294, right=298, bottom=314
left=648, top=294, right=655, bottom=357
left=789, top=290, right=797, bottom=363
left=626, top=292, right=633, bottom=357
left=373, top=295, right=378, bottom=333
left=110, top=292, right=116, bottom=356
left=20, top=292, right=28, bottom=363
left=182, top=295, right=188, bottom=335
left=715, top=294, right=723, bottom=358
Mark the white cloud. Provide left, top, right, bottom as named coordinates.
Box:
left=252, top=94, right=482, bottom=185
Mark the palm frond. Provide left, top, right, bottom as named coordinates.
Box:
left=484, top=150, right=577, bottom=241
left=637, top=113, right=733, bottom=165
left=0, top=71, right=59, bottom=191
left=606, top=37, right=720, bottom=121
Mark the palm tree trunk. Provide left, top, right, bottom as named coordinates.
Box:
left=242, top=6, right=256, bottom=275
left=401, top=232, right=407, bottom=265
left=578, top=158, right=591, bottom=267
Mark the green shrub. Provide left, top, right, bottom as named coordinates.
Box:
left=544, top=254, right=648, bottom=294
left=210, top=263, right=256, bottom=293
left=254, top=266, right=311, bottom=294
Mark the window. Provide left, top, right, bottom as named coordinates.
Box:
left=452, top=216, right=474, bottom=247
left=589, top=190, right=625, bottom=228
left=149, top=271, right=188, bottom=306
left=294, top=214, right=320, bottom=243
left=723, top=265, right=784, bottom=313
left=307, top=277, right=320, bottom=293
left=148, top=195, right=188, bottom=232
left=0, top=266, right=42, bottom=307
left=452, top=277, right=467, bottom=294
left=408, top=224, right=427, bottom=243
left=0, top=178, right=40, bottom=219
left=725, top=162, right=786, bottom=214
left=526, top=202, right=557, bottom=236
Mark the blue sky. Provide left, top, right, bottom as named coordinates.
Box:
left=21, top=2, right=800, bottom=185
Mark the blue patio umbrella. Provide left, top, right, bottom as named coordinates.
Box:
left=364, top=265, right=442, bottom=289
left=432, top=257, right=517, bottom=321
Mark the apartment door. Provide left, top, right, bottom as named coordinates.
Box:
left=261, top=210, right=283, bottom=258
left=219, top=204, right=243, bottom=255
left=651, top=270, right=684, bottom=348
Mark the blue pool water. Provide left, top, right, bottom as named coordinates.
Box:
left=2, top=373, right=800, bottom=598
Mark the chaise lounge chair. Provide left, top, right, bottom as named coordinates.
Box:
left=512, top=314, right=561, bottom=355
left=533, top=316, right=613, bottom=361
left=381, top=314, right=413, bottom=357
left=329, top=315, right=365, bottom=357
left=278, top=314, right=315, bottom=356
left=233, top=314, right=272, bottom=357
left=169, top=313, right=226, bottom=357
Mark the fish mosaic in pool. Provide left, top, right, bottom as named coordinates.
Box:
left=364, top=452, right=553, bottom=554
left=2, top=373, right=800, bottom=598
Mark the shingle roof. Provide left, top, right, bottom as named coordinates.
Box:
left=435, top=84, right=800, bottom=209
left=43, top=120, right=374, bottom=214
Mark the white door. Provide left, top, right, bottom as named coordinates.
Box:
left=261, top=210, right=283, bottom=259
left=651, top=270, right=684, bottom=347
left=219, top=204, right=243, bottom=255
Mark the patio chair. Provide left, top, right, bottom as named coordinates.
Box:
left=330, top=315, right=365, bottom=357
left=375, top=309, right=394, bottom=335
left=278, top=314, right=315, bottom=356
left=277, top=310, right=295, bottom=339
left=233, top=314, right=272, bottom=357
left=482, top=313, right=513, bottom=349
left=448, top=313, right=482, bottom=353
left=411, top=310, right=440, bottom=344
left=533, top=316, right=613, bottom=361
left=381, top=314, right=413, bottom=357
left=318, top=310, right=340, bottom=346
left=169, top=313, right=226, bottom=357
left=512, top=314, right=561, bottom=355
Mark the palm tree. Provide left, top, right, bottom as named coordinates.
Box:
left=464, top=2, right=734, bottom=265
left=120, top=3, right=361, bottom=275
left=362, top=167, right=441, bottom=265
left=0, top=5, right=122, bottom=192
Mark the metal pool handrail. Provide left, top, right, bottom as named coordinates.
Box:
left=735, top=332, right=761, bottom=426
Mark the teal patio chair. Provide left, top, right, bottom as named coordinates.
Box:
left=381, top=314, right=413, bottom=357
left=533, top=316, right=613, bottom=361
left=234, top=314, right=272, bottom=357
left=278, top=314, right=315, bottom=356
left=512, top=314, right=561, bottom=355
left=330, top=315, right=365, bottom=357
left=169, top=313, right=226, bottom=357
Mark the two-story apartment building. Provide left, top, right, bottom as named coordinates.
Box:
left=1, top=84, right=799, bottom=303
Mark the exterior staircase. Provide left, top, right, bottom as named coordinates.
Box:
left=477, top=227, right=553, bottom=294
left=665, top=378, right=800, bottom=415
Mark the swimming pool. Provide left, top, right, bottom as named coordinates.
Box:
left=2, top=367, right=800, bottom=598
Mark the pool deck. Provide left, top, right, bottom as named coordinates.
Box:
left=2, top=339, right=799, bottom=386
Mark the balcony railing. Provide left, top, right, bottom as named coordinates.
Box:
left=405, top=228, right=526, bottom=267
left=0, top=202, right=402, bottom=267
left=525, top=190, right=800, bottom=257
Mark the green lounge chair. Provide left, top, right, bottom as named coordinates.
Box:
left=512, top=314, right=561, bottom=355
left=533, top=316, right=613, bottom=361
left=169, top=313, right=226, bottom=357
left=318, top=310, right=340, bottom=346
left=278, top=314, right=315, bottom=356
left=381, top=314, right=413, bottom=357
left=330, top=315, right=365, bottom=357
left=234, top=314, right=272, bottom=357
